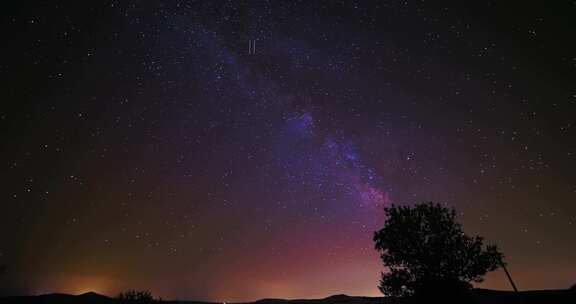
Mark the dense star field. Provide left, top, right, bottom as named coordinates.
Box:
left=1, top=1, right=575, bottom=301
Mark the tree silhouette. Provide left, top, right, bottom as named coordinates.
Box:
left=117, top=290, right=160, bottom=303
left=373, top=202, right=504, bottom=301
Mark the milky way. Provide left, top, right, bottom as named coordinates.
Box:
left=1, top=1, right=575, bottom=301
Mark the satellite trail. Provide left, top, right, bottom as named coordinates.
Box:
left=248, top=39, right=256, bottom=55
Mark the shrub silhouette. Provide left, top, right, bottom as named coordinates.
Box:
left=116, top=290, right=160, bottom=303
left=373, top=202, right=504, bottom=301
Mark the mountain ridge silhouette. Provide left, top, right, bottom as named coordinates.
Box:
left=0, top=289, right=574, bottom=304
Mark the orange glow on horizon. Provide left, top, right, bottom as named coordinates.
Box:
left=34, top=275, right=115, bottom=296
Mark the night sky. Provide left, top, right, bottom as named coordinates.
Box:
left=1, top=1, right=575, bottom=301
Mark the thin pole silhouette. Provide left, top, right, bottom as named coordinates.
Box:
left=501, top=262, right=519, bottom=293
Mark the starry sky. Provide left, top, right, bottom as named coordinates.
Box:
left=1, top=1, right=575, bottom=301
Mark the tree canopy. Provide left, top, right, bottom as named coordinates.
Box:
left=373, top=202, right=504, bottom=299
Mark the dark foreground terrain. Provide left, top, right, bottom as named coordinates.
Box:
left=1, top=289, right=574, bottom=304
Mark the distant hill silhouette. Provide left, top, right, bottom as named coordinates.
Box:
left=0, top=292, right=115, bottom=304
left=252, top=294, right=380, bottom=304
left=0, top=289, right=574, bottom=304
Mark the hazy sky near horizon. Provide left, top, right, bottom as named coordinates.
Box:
left=1, top=1, right=575, bottom=301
